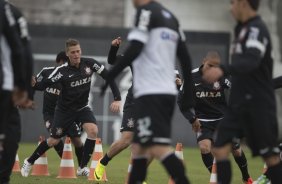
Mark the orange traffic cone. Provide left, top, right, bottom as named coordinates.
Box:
left=88, top=138, right=108, bottom=181
left=209, top=158, right=217, bottom=184
left=12, top=153, right=20, bottom=172
left=31, top=136, right=50, bottom=176
left=124, top=153, right=133, bottom=184
left=168, top=143, right=184, bottom=184
left=57, top=137, right=77, bottom=179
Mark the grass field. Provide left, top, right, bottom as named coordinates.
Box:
left=11, top=143, right=264, bottom=184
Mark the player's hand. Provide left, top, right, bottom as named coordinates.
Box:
left=18, top=99, right=35, bottom=110
left=12, top=87, right=28, bottom=106
left=31, top=76, right=36, bottom=87
left=111, top=37, right=122, bottom=47
left=192, top=119, right=201, bottom=132
left=110, top=100, right=121, bottom=113
left=202, top=67, right=223, bottom=84
left=175, top=77, right=182, bottom=86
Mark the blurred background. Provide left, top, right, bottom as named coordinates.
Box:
left=10, top=0, right=282, bottom=146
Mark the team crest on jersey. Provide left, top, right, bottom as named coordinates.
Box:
left=56, top=128, right=63, bottom=136
left=127, top=118, right=135, bottom=128
left=213, top=81, right=221, bottom=90
left=85, top=67, right=91, bottom=75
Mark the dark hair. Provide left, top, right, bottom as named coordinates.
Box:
left=248, top=0, right=260, bottom=11
left=56, top=51, right=68, bottom=63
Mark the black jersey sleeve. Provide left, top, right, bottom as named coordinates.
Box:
left=37, top=64, right=66, bottom=89
left=10, top=4, right=34, bottom=98
left=107, top=45, right=119, bottom=65
left=2, top=2, right=26, bottom=90
left=90, top=59, right=121, bottom=101
left=33, top=68, right=51, bottom=91
left=176, top=29, right=195, bottom=111
left=223, top=26, right=268, bottom=75
left=273, top=76, right=282, bottom=89
left=177, top=88, right=196, bottom=124
left=100, top=41, right=144, bottom=96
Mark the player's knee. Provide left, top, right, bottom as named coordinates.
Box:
left=231, top=148, right=241, bottom=157
left=86, top=127, right=97, bottom=138
left=198, top=142, right=211, bottom=154
left=47, top=137, right=60, bottom=147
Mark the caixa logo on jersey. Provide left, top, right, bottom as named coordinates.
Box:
left=70, top=77, right=91, bottom=87
left=161, top=31, right=177, bottom=42
left=51, top=72, right=63, bottom=82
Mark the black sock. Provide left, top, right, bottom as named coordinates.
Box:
left=27, top=140, right=50, bottom=164
left=75, top=145, right=83, bottom=167
left=161, top=153, right=190, bottom=184
left=233, top=151, right=250, bottom=181
left=100, top=153, right=111, bottom=166
left=128, top=157, right=147, bottom=184
left=80, top=138, right=95, bottom=168
left=54, top=139, right=64, bottom=158
left=201, top=152, right=214, bottom=173
left=217, top=160, right=232, bottom=184
left=267, top=161, right=282, bottom=184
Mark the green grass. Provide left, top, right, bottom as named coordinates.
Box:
left=11, top=143, right=264, bottom=184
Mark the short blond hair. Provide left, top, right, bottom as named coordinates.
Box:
left=65, top=39, right=80, bottom=51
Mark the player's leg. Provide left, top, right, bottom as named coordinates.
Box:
left=213, top=109, right=242, bottom=184
left=21, top=108, right=72, bottom=177
left=0, top=90, right=12, bottom=157
left=231, top=142, right=252, bottom=183
left=0, top=106, right=21, bottom=183
left=129, top=95, right=190, bottom=184
left=67, top=122, right=84, bottom=175
left=77, top=107, right=97, bottom=173
left=196, top=124, right=215, bottom=173
left=246, top=108, right=282, bottom=184
left=95, top=92, right=135, bottom=180
left=44, top=113, right=63, bottom=158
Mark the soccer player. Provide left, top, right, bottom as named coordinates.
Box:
left=203, top=0, right=282, bottom=183
left=0, top=0, right=28, bottom=157
left=101, top=0, right=194, bottom=183
left=178, top=51, right=252, bottom=184
left=0, top=2, right=34, bottom=183
left=30, top=51, right=86, bottom=175
left=95, top=37, right=153, bottom=181
left=94, top=37, right=135, bottom=179
left=21, top=38, right=121, bottom=177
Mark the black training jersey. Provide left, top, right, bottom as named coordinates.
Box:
left=190, top=67, right=231, bottom=120
left=37, top=57, right=121, bottom=111
left=34, top=67, right=61, bottom=115
left=226, top=16, right=275, bottom=108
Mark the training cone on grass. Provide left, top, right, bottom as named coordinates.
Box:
left=168, top=143, right=184, bottom=184
left=88, top=138, right=108, bottom=181
left=209, top=158, right=217, bottom=184
left=31, top=136, right=50, bottom=176
left=57, top=137, right=77, bottom=179
left=12, top=153, right=21, bottom=172
left=124, top=153, right=133, bottom=184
